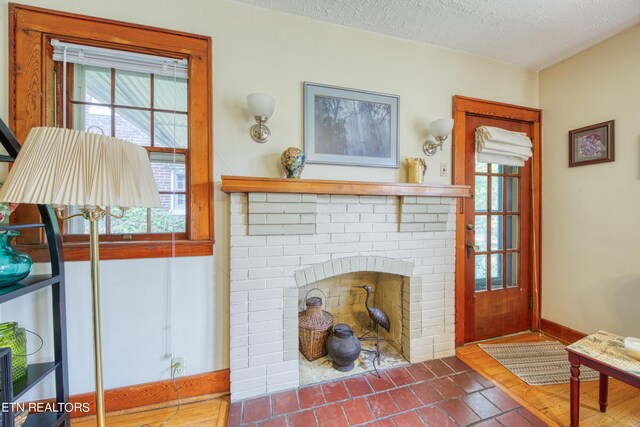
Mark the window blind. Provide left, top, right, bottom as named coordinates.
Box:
left=51, top=39, right=188, bottom=79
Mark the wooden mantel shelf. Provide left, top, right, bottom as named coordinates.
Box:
left=221, top=176, right=471, bottom=198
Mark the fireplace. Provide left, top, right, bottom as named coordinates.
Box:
left=223, top=176, right=468, bottom=401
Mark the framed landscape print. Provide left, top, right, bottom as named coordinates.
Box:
left=304, top=82, right=399, bottom=168
left=569, top=120, right=614, bottom=167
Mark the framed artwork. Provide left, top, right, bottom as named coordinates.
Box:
left=569, top=120, right=614, bottom=167
left=303, top=82, right=399, bottom=168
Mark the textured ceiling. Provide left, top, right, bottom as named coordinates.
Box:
left=231, top=0, right=640, bottom=70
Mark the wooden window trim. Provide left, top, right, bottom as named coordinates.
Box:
left=9, top=3, right=214, bottom=261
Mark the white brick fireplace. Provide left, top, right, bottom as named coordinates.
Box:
left=224, top=177, right=467, bottom=401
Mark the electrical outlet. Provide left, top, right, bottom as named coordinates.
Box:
left=440, top=163, right=448, bottom=177
left=171, top=357, right=185, bottom=377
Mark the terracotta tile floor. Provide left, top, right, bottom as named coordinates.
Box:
left=228, top=357, right=547, bottom=426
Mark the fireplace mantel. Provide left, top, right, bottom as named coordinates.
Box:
left=221, top=175, right=471, bottom=198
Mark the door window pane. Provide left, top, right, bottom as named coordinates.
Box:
left=475, top=162, right=488, bottom=173
left=475, top=254, right=487, bottom=292
left=506, top=177, right=519, bottom=212
left=490, top=254, right=503, bottom=290
left=154, top=112, right=188, bottom=148
left=475, top=215, right=487, bottom=251
left=491, top=176, right=503, bottom=212
left=475, top=176, right=488, bottom=212
left=506, top=253, right=518, bottom=288
left=491, top=215, right=503, bottom=251
left=506, top=215, right=519, bottom=250
left=114, top=108, right=151, bottom=146
left=115, top=70, right=150, bottom=107
left=506, top=166, right=520, bottom=175
left=490, top=164, right=503, bottom=174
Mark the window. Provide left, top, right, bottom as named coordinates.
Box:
left=61, top=59, right=189, bottom=238
left=10, top=4, right=213, bottom=260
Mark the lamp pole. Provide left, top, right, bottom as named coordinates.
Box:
left=87, top=208, right=106, bottom=427
left=59, top=206, right=123, bottom=427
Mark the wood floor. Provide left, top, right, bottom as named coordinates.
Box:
left=456, top=332, right=640, bottom=427
left=71, top=395, right=229, bottom=426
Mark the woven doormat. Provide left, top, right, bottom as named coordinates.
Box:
left=479, top=341, right=599, bottom=386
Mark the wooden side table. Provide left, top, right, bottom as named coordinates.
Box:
left=566, top=330, right=640, bottom=427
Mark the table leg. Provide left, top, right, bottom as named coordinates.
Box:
left=599, top=373, right=608, bottom=412
left=570, top=360, right=581, bottom=427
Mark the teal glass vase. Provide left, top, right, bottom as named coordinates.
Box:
left=0, top=230, right=32, bottom=286
left=0, top=322, right=27, bottom=382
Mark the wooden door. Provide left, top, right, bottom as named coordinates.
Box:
left=462, top=115, right=533, bottom=342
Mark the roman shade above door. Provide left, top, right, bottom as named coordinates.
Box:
left=476, top=125, right=533, bottom=167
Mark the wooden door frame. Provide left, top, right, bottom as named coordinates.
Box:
left=452, top=96, right=542, bottom=346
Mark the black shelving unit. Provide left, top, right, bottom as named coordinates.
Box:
left=0, top=120, right=69, bottom=427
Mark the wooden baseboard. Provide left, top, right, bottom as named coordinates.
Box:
left=59, top=369, right=229, bottom=418
left=540, top=318, right=586, bottom=344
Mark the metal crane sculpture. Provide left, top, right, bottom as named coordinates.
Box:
left=362, top=285, right=390, bottom=331
left=360, top=285, right=390, bottom=377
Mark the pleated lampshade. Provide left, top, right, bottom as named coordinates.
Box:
left=0, top=127, right=161, bottom=208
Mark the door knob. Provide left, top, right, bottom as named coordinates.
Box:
left=466, top=223, right=475, bottom=231
left=465, top=240, right=480, bottom=258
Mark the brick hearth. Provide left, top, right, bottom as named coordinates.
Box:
left=227, top=356, right=546, bottom=427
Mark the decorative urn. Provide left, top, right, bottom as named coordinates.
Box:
left=325, top=323, right=361, bottom=371
left=281, top=147, right=306, bottom=179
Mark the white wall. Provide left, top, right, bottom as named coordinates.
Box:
left=0, top=0, right=538, bottom=397
left=540, top=24, right=640, bottom=337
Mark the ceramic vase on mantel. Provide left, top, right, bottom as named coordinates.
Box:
left=405, top=157, right=427, bottom=184
left=281, top=147, right=306, bottom=179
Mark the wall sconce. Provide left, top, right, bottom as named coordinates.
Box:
left=247, top=93, right=275, bottom=143
left=423, top=118, right=454, bottom=156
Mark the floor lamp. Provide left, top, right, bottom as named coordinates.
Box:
left=0, top=127, right=161, bottom=426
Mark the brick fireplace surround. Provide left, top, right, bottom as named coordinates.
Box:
left=223, top=176, right=471, bottom=402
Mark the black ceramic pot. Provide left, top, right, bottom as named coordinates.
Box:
left=325, top=324, right=361, bottom=372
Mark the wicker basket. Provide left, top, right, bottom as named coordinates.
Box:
left=299, top=292, right=334, bottom=361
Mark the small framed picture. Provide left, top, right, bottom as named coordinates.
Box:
left=304, top=82, right=399, bottom=168
left=569, top=120, right=614, bottom=167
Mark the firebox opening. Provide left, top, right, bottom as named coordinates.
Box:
left=298, top=271, right=409, bottom=385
